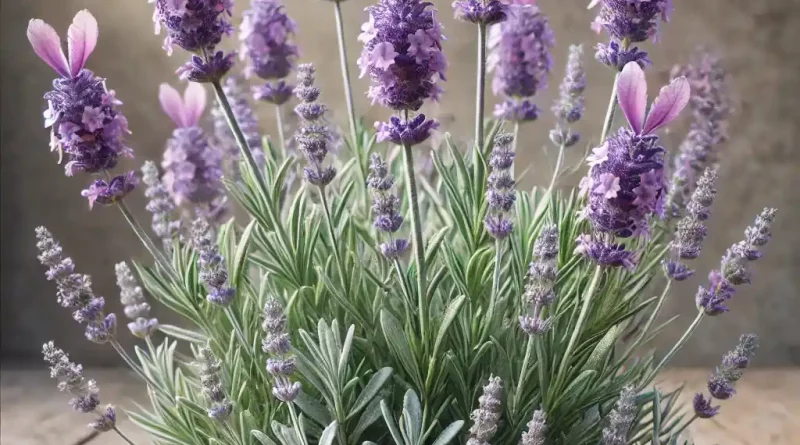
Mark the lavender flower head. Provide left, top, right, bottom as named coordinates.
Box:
left=520, top=410, right=547, bottom=445
left=27, top=11, right=134, bottom=178
left=81, top=171, right=138, bottom=210
left=520, top=224, right=558, bottom=336
left=195, top=346, right=233, bottom=420
left=116, top=262, right=159, bottom=338
left=294, top=64, right=337, bottom=187
left=694, top=333, right=758, bottom=419
left=452, top=0, right=508, bottom=26
left=212, top=75, right=266, bottom=178
left=551, top=44, right=586, bottom=148
left=192, top=218, right=236, bottom=306
left=594, top=40, right=650, bottom=71
left=664, top=168, right=717, bottom=281
left=467, top=375, right=503, bottom=445
left=602, top=385, right=637, bottom=445
left=151, top=0, right=233, bottom=55
left=696, top=208, right=776, bottom=315
left=488, top=3, right=554, bottom=122
left=574, top=234, right=638, bottom=270
left=589, top=0, right=671, bottom=44
left=581, top=62, right=689, bottom=239
left=358, top=0, right=447, bottom=111
left=666, top=50, right=730, bottom=217
left=43, top=342, right=117, bottom=432
left=367, top=154, right=409, bottom=259
left=262, top=297, right=301, bottom=403
left=36, top=227, right=116, bottom=343
left=160, top=83, right=226, bottom=218
left=240, top=0, right=298, bottom=85
left=142, top=160, right=180, bottom=248
left=485, top=133, right=516, bottom=239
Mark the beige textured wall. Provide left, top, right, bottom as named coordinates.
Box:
left=2, top=0, right=799, bottom=366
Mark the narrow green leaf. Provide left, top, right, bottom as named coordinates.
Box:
left=430, top=420, right=464, bottom=445
left=431, top=295, right=466, bottom=359
left=158, top=324, right=207, bottom=344
left=294, top=391, right=333, bottom=427
left=402, top=390, right=422, bottom=445
left=380, top=399, right=405, bottom=445
left=318, top=421, right=338, bottom=445
left=252, top=430, right=278, bottom=445
left=347, top=367, right=394, bottom=420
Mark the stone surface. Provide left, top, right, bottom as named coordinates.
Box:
left=2, top=366, right=797, bottom=445
left=2, top=0, right=800, bottom=366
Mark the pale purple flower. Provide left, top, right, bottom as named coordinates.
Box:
left=588, top=0, right=671, bottom=44
left=141, top=160, right=180, bottom=249
left=27, top=11, right=134, bottom=179
left=582, top=62, right=690, bottom=242
left=467, top=376, right=503, bottom=444
left=160, top=83, right=227, bottom=218
left=294, top=64, right=336, bottom=187
left=551, top=45, right=586, bottom=147
left=116, top=262, right=159, bottom=339
left=262, top=298, right=301, bottom=403
left=240, top=0, right=298, bottom=79
left=489, top=4, right=554, bottom=122
left=81, top=171, right=138, bottom=209
left=368, top=154, right=408, bottom=259
left=520, top=410, right=547, bottom=445
left=452, top=0, right=508, bottom=25
left=192, top=218, right=236, bottom=306
left=195, top=346, right=233, bottom=420
left=520, top=225, right=558, bottom=336
left=151, top=0, right=234, bottom=55
left=602, top=385, right=637, bottom=445
left=485, top=134, right=516, bottom=239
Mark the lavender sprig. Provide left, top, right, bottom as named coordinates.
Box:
left=520, top=225, right=558, bottom=335
left=115, top=262, right=158, bottom=339
left=550, top=45, right=586, bottom=148
left=195, top=346, right=233, bottom=420
left=43, top=341, right=117, bottom=432
left=664, top=168, right=718, bottom=281
left=367, top=154, right=409, bottom=259
left=294, top=64, right=337, bottom=187
left=520, top=410, right=547, bottom=445
left=694, top=333, right=758, bottom=419
left=696, top=208, right=776, bottom=315
left=485, top=133, right=516, bottom=240
left=141, top=160, right=180, bottom=250
left=262, top=298, right=301, bottom=403
left=191, top=218, right=236, bottom=306
left=602, top=385, right=637, bottom=445
left=467, top=376, right=503, bottom=445
left=36, top=227, right=117, bottom=343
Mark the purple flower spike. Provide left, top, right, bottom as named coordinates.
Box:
left=368, top=154, right=409, bottom=259
left=582, top=63, right=689, bottom=238
left=551, top=44, right=586, bottom=147
left=485, top=134, right=516, bottom=240
left=453, top=0, right=508, bottom=26
left=520, top=225, right=559, bottom=336
left=575, top=234, right=637, bottom=270
left=376, top=114, right=439, bottom=147
left=588, top=0, right=671, bottom=44
left=294, top=64, right=337, bottom=187
left=160, top=83, right=226, bottom=214
left=177, top=51, right=236, bottom=83
left=262, top=298, right=301, bottom=403
left=192, top=218, right=236, bottom=306
left=358, top=0, right=447, bottom=111
left=81, top=171, right=138, bottom=209
left=488, top=3, right=554, bottom=123
left=116, top=262, right=159, bottom=339
left=240, top=0, right=298, bottom=81
left=195, top=346, right=234, bottom=420
left=152, top=0, right=234, bottom=55
left=27, top=12, right=133, bottom=177
left=693, top=393, right=719, bottom=419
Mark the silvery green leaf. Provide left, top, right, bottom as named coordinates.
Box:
left=380, top=310, right=422, bottom=389
left=402, top=390, right=422, bottom=445
left=348, top=367, right=393, bottom=420
left=318, top=421, right=338, bottom=445
left=252, top=430, right=277, bottom=445
left=430, top=420, right=464, bottom=445
left=338, top=324, right=355, bottom=379
left=352, top=394, right=385, bottom=442
left=584, top=324, right=622, bottom=372
left=158, top=324, right=207, bottom=344
left=380, top=399, right=405, bottom=445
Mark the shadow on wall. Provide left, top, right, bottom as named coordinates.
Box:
left=2, top=0, right=800, bottom=366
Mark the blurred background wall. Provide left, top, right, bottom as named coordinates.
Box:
left=2, top=0, right=799, bottom=367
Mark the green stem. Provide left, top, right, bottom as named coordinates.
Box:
left=287, top=403, right=309, bottom=445
left=402, top=131, right=428, bottom=349
left=555, top=265, right=603, bottom=386
left=644, top=310, right=705, bottom=386
left=275, top=104, right=286, bottom=159
left=112, top=426, right=137, bottom=445
left=545, top=141, right=567, bottom=196
left=512, top=336, right=534, bottom=415
left=670, top=414, right=698, bottom=443
left=482, top=239, right=503, bottom=342
left=472, top=23, right=487, bottom=181
left=333, top=0, right=359, bottom=155
left=599, top=73, right=619, bottom=144
left=116, top=200, right=174, bottom=280
left=320, top=187, right=348, bottom=292
left=616, top=281, right=672, bottom=368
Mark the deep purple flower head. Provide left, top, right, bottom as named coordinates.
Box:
left=695, top=269, right=735, bottom=316
left=588, top=0, right=671, bottom=44
left=177, top=50, right=236, bottom=83
left=662, top=260, right=694, bottom=281
left=376, top=114, right=439, bottom=146
left=581, top=62, right=689, bottom=238
left=27, top=12, right=133, bottom=177
left=485, top=134, right=516, bottom=239
left=666, top=50, right=730, bottom=217
left=159, top=83, right=226, bottom=210
left=692, top=393, right=719, bottom=419
left=358, top=0, right=447, bottom=111
left=453, top=0, right=508, bottom=25
left=574, top=234, right=637, bottom=270
left=367, top=154, right=409, bottom=259
left=253, top=80, right=294, bottom=105
left=240, top=0, right=298, bottom=81
left=294, top=64, right=337, bottom=187
left=595, top=40, right=650, bottom=71
left=151, top=0, right=234, bottom=55
left=488, top=4, right=554, bottom=122
left=212, top=75, right=266, bottom=178
left=81, top=171, right=138, bottom=209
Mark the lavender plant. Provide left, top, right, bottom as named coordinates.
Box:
left=27, top=2, right=777, bottom=445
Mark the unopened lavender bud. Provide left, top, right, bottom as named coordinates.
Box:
left=293, top=63, right=337, bottom=187
left=520, top=410, right=547, bottom=445
left=692, top=393, right=719, bottom=419
left=192, top=218, right=235, bottom=306
left=553, top=45, right=586, bottom=135
left=467, top=376, right=503, bottom=444
left=89, top=405, right=117, bottom=432
left=485, top=134, right=516, bottom=239
left=602, top=386, right=637, bottom=445
left=141, top=160, right=179, bottom=249
left=195, top=346, right=233, bottom=421
left=453, top=0, right=508, bottom=26
left=115, top=262, right=158, bottom=338
left=261, top=297, right=301, bottom=403
left=368, top=154, right=409, bottom=259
